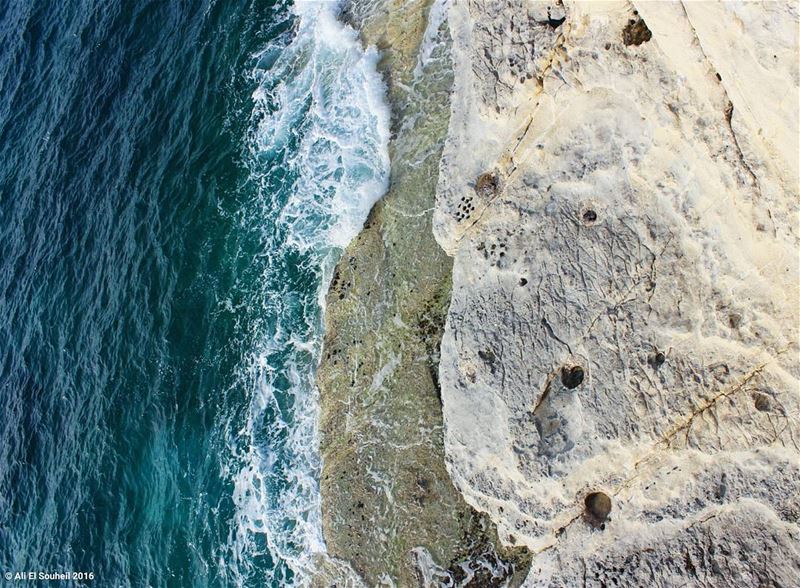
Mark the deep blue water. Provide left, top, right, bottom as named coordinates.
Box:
left=0, top=0, right=389, bottom=585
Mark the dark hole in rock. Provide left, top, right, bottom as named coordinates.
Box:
left=547, top=15, right=566, bottom=29
left=648, top=351, right=666, bottom=369
left=584, top=492, right=612, bottom=527
left=729, top=313, right=742, bottom=328
left=478, top=349, right=497, bottom=374
left=519, top=277, right=528, bottom=286
left=622, top=17, right=652, bottom=46
left=716, top=473, right=728, bottom=500
left=604, top=42, right=611, bottom=50
left=754, top=393, right=771, bottom=412
left=561, top=365, right=585, bottom=389
left=582, top=209, right=598, bottom=224
left=475, top=171, right=500, bottom=198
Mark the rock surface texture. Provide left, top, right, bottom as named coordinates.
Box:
left=433, top=1, right=800, bottom=587
left=316, top=0, right=529, bottom=585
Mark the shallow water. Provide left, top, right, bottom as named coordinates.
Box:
left=0, top=0, right=388, bottom=585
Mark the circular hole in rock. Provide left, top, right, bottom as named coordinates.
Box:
left=648, top=351, right=666, bottom=369
left=561, top=365, right=585, bottom=389
left=475, top=172, right=500, bottom=198
left=753, top=393, right=771, bottom=412
left=582, top=209, right=598, bottom=224
left=584, top=492, right=612, bottom=527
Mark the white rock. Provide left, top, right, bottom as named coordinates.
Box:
left=434, top=1, right=800, bottom=584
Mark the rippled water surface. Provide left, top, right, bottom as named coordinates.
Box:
left=0, top=0, right=388, bottom=585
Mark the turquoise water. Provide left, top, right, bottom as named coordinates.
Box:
left=0, top=0, right=389, bottom=585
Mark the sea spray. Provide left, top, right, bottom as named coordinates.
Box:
left=414, top=0, right=452, bottom=80
left=225, top=1, right=390, bottom=584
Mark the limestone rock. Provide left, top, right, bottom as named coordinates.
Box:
left=434, top=1, right=800, bottom=586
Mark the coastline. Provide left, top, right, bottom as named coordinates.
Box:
left=241, top=2, right=396, bottom=582
left=314, top=0, right=800, bottom=586
left=315, top=0, right=529, bottom=585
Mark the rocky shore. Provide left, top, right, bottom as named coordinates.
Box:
left=317, top=1, right=800, bottom=586
left=315, top=0, right=529, bottom=585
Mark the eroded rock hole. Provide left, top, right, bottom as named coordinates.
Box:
left=622, top=17, right=652, bottom=46
left=582, top=209, right=598, bottom=224
left=475, top=172, right=500, bottom=198
left=584, top=491, right=612, bottom=527
left=561, top=365, right=584, bottom=389
left=478, top=349, right=497, bottom=374
left=753, top=393, right=771, bottom=412
left=648, top=351, right=666, bottom=370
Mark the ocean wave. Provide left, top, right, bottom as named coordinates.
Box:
left=224, top=1, right=390, bottom=584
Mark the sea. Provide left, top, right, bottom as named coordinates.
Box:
left=0, top=0, right=390, bottom=585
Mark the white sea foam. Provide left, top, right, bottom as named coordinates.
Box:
left=224, top=1, right=390, bottom=585
left=414, top=0, right=451, bottom=80
left=252, top=1, right=390, bottom=252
